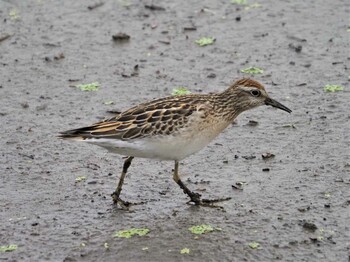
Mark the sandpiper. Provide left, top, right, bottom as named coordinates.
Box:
left=59, top=78, right=291, bottom=209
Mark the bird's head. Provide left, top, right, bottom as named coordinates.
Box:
left=224, top=78, right=292, bottom=113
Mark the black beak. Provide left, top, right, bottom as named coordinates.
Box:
left=265, top=97, right=292, bottom=113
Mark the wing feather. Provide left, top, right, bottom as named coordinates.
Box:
left=59, top=94, right=214, bottom=140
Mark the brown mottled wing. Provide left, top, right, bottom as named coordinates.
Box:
left=59, top=95, right=205, bottom=140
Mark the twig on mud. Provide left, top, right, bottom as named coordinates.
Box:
left=144, top=4, right=165, bottom=11
left=112, top=33, right=130, bottom=41
left=88, top=2, right=104, bottom=10
left=0, top=34, right=11, bottom=43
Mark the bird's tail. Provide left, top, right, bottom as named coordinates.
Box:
left=58, top=126, right=94, bottom=141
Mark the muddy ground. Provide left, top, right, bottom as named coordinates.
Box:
left=1, top=0, right=349, bottom=261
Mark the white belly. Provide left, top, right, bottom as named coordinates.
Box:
left=85, top=121, right=230, bottom=161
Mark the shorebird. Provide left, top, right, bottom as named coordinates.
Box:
left=59, top=78, right=291, bottom=209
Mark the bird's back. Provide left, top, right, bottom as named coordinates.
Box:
left=59, top=93, right=232, bottom=160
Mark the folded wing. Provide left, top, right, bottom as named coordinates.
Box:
left=58, top=95, right=200, bottom=141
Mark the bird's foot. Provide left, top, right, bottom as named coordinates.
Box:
left=187, top=192, right=202, bottom=204
left=200, top=197, right=232, bottom=207
left=187, top=192, right=231, bottom=208
left=111, top=192, right=146, bottom=210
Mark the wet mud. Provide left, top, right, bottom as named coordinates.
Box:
left=1, top=0, right=349, bottom=261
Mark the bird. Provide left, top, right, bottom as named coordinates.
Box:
left=59, top=78, right=291, bottom=209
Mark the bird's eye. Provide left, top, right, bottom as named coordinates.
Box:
left=250, top=90, right=261, bottom=97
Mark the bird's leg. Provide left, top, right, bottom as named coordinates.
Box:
left=172, top=161, right=231, bottom=206
left=173, top=160, right=202, bottom=204
left=111, top=156, right=134, bottom=209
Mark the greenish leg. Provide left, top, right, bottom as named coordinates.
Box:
left=173, top=160, right=202, bottom=204
left=172, top=160, right=232, bottom=207
left=111, top=156, right=134, bottom=209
